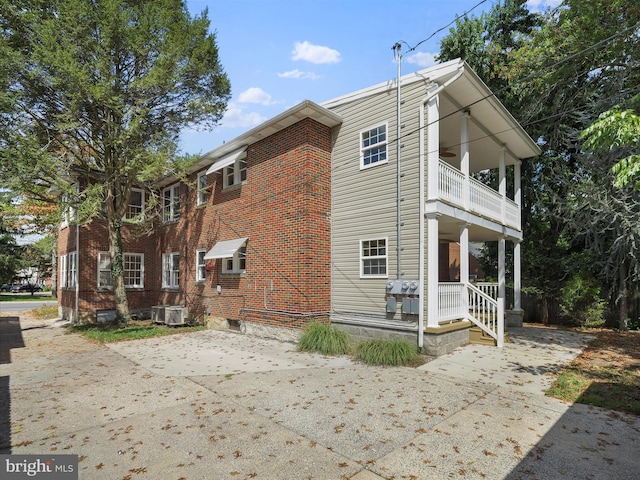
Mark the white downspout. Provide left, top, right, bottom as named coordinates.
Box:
left=418, top=65, right=464, bottom=349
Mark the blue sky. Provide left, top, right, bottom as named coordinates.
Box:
left=180, top=0, right=560, bottom=157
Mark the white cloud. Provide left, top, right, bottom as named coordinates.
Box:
left=277, top=69, right=320, bottom=80
left=405, top=51, right=438, bottom=68
left=292, top=41, right=341, bottom=64
left=220, top=103, right=267, bottom=129
left=237, top=87, right=274, bottom=105
left=526, top=0, right=562, bottom=11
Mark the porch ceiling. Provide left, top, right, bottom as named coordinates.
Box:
left=438, top=213, right=521, bottom=242
left=437, top=72, right=540, bottom=172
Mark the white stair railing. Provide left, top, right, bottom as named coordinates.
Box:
left=466, top=282, right=500, bottom=342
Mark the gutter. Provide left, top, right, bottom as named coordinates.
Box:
left=417, top=65, right=465, bottom=349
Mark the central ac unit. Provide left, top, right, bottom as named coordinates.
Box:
left=165, top=306, right=188, bottom=326
left=151, top=305, right=166, bottom=324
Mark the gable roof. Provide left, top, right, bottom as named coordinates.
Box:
left=321, top=58, right=540, bottom=161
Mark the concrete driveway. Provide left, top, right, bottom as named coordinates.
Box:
left=1, top=315, right=638, bottom=479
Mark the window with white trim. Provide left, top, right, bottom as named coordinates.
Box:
left=163, top=183, right=181, bottom=222
left=360, top=123, right=388, bottom=169
left=222, top=245, right=246, bottom=274
left=126, top=189, right=145, bottom=220
left=360, top=238, right=387, bottom=277
left=197, top=172, right=209, bottom=206
left=60, top=252, right=78, bottom=288
left=60, top=254, right=68, bottom=288
left=97, top=252, right=144, bottom=289
left=60, top=184, right=79, bottom=228
left=223, top=157, right=247, bottom=188
left=162, top=252, right=180, bottom=288
left=196, top=249, right=206, bottom=282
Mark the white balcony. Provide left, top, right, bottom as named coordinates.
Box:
left=438, top=160, right=520, bottom=230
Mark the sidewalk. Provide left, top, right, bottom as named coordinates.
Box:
left=1, top=316, right=638, bottom=479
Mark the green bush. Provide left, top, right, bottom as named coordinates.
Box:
left=560, top=272, right=606, bottom=328
left=297, top=322, right=351, bottom=356
left=354, top=338, right=419, bottom=366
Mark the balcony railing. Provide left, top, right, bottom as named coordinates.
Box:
left=438, top=161, right=520, bottom=230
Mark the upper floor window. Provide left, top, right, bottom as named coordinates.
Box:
left=163, top=183, right=180, bottom=222
left=197, top=172, right=209, bottom=206
left=223, top=157, right=247, bottom=188
left=162, top=252, right=180, bottom=288
left=98, top=252, right=144, bottom=289
left=126, top=189, right=145, bottom=220
left=196, top=249, right=206, bottom=282
left=360, top=238, right=387, bottom=278
left=222, top=245, right=246, bottom=274
left=60, top=184, right=79, bottom=228
left=360, top=123, right=387, bottom=169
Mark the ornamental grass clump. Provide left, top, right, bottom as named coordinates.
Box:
left=354, top=338, right=420, bottom=366
left=297, top=322, right=351, bottom=356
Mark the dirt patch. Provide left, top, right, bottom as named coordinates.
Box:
left=547, top=328, right=640, bottom=416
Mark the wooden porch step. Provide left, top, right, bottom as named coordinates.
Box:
left=469, top=327, right=510, bottom=346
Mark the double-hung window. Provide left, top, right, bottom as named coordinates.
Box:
left=162, top=252, right=180, bottom=288
left=197, top=172, right=209, bottom=206
left=60, top=254, right=68, bottom=287
left=360, top=238, right=387, bottom=278
left=195, top=249, right=206, bottom=282
left=222, top=245, right=246, bottom=274
left=97, top=252, right=144, bottom=289
left=223, top=157, right=247, bottom=188
left=360, top=123, right=388, bottom=169
left=163, top=183, right=181, bottom=222
left=60, top=252, right=78, bottom=288
left=126, top=189, right=145, bottom=220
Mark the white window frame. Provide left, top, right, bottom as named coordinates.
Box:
left=62, top=251, right=78, bottom=288
left=223, top=156, right=247, bottom=188
left=196, top=249, right=207, bottom=282
left=359, top=123, right=388, bottom=170
left=222, top=245, right=247, bottom=274
left=162, top=252, right=180, bottom=289
left=60, top=184, right=79, bottom=229
left=360, top=237, right=388, bottom=278
left=163, top=183, right=181, bottom=222
left=125, top=188, right=145, bottom=220
left=97, top=252, right=144, bottom=289
left=197, top=172, right=209, bottom=206
left=60, top=254, right=68, bottom=288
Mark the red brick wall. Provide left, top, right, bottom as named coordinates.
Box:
left=58, top=117, right=333, bottom=329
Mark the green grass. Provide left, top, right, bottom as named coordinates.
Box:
left=0, top=293, right=53, bottom=302
left=297, top=322, right=351, bottom=356
left=68, top=322, right=205, bottom=343
left=354, top=338, right=422, bottom=367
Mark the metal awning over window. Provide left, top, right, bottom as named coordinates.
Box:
left=203, top=237, right=248, bottom=260
left=205, top=146, right=247, bottom=175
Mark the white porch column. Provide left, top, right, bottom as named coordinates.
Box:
left=497, top=236, right=506, bottom=348
left=460, top=111, right=470, bottom=209
left=427, top=95, right=440, bottom=201
left=459, top=223, right=469, bottom=284
left=514, top=161, right=521, bottom=230
left=499, top=147, right=506, bottom=225
left=514, top=239, right=521, bottom=311
left=426, top=212, right=440, bottom=328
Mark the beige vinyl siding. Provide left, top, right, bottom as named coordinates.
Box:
left=329, top=80, right=428, bottom=316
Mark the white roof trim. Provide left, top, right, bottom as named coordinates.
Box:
left=203, top=237, right=248, bottom=260
left=206, top=147, right=247, bottom=175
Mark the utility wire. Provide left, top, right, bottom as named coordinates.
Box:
left=395, top=0, right=490, bottom=55
left=393, top=20, right=640, bottom=148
